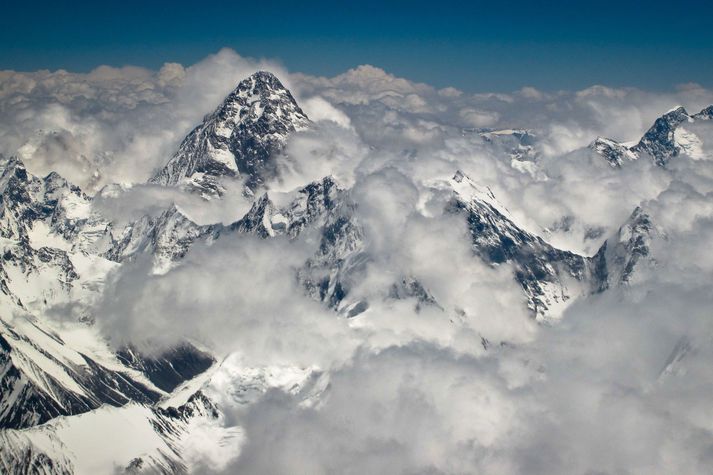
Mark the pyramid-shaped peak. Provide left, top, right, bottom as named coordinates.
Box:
left=231, top=71, right=292, bottom=98
left=662, top=106, right=689, bottom=119
left=650, top=105, right=691, bottom=129
left=246, top=70, right=282, bottom=84
left=150, top=71, right=309, bottom=193
left=632, top=106, right=692, bottom=166
left=252, top=70, right=277, bottom=78
left=213, top=70, right=302, bottom=117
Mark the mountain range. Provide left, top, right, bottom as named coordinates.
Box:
left=0, top=71, right=710, bottom=474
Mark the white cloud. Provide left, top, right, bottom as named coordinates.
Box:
left=518, top=86, right=546, bottom=100
left=3, top=50, right=713, bottom=474
left=299, top=96, right=352, bottom=128
left=459, top=107, right=500, bottom=127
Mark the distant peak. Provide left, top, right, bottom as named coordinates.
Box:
left=632, top=106, right=692, bottom=166
left=0, top=156, right=29, bottom=182
left=453, top=170, right=467, bottom=183
left=665, top=105, right=688, bottom=116
left=150, top=70, right=309, bottom=192
left=693, top=105, right=713, bottom=120
left=1, top=155, right=25, bottom=169
left=449, top=170, right=509, bottom=217
left=590, top=137, right=638, bottom=167
left=654, top=106, right=691, bottom=127
left=233, top=70, right=288, bottom=96
left=590, top=136, right=616, bottom=147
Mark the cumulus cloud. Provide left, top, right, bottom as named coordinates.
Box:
left=92, top=178, right=253, bottom=226
left=203, top=278, right=713, bottom=475
left=299, top=96, right=352, bottom=128
left=97, top=234, right=359, bottom=364
left=459, top=107, right=500, bottom=127
left=4, top=49, right=713, bottom=474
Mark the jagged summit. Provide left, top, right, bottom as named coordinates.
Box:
left=592, top=206, right=659, bottom=291
left=150, top=71, right=310, bottom=195
left=446, top=170, right=589, bottom=319
left=589, top=137, right=638, bottom=167
left=631, top=106, right=692, bottom=166
left=0, top=157, right=86, bottom=243
left=693, top=104, right=713, bottom=120
left=591, top=105, right=712, bottom=167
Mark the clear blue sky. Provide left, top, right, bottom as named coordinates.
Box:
left=1, top=0, right=712, bottom=92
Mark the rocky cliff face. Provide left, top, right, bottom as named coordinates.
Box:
left=150, top=71, right=310, bottom=195
left=591, top=207, right=660, bottom=292
left=590, top=105, right=712, bottom=167
left=446, top=171, right=590, bottom=319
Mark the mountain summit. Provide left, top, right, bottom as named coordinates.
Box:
left=591, top=104, right=712, bottom=167
left=631, top=106, right=691, bottom=166
left=150, top=71, right=310, bottom=195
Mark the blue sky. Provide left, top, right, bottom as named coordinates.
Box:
left=2, top=0, right=712, bottom=92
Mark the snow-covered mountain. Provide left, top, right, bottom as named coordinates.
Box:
left=150, top=71, right=310, bottom=196
left=0, top=71, right=699, bottom=474
left=447, top=170, right=590, bottom=319
left=0, top=391, right=227, bottom=474
left=693, top=105, right=713, bottom=120
left=479, top=128, right=539, bottom=163
left=0, top=157, right=115, bottom=315
left=589, top=136, right=639, bottom=167
left=0, top=312, right=164, bottom=430
left=590, top=105, right=712, bottom=166
left=0, top=157, right=216, bottom=439
left=591, top=206, right=661, bottom=291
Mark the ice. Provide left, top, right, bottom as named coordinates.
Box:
left=207, top=143, right=239, bottom=172
left=674, top=127, right=706, bottom=160
left=55, top=404, right=172, bottom=474
left=270, top=212, right=289, bottom=231
left=27, top=221, right=71, bottom=251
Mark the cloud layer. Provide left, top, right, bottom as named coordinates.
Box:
left=3, top=49, right=713, bottom=474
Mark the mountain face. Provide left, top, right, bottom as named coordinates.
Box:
left=0, top=158, right=114, bottom=315
left=631, top=106, right=692, bottom=166
left=105, top=205, right=218, bottom=274
left=479, top=129, right=539, bottom=163
left=589, top=136, right=639, bottom=167
left=150, top=71, right=310, bottom=195
left=591, top=207, right=660, bottom=291
left=591, top=105, right=712, bottom=166
left=0, top=313, right=163, bottom=430
left=447, top=171, right=589, bottom=319
left=0, top=158, right=112, bottom=255
left=0, top=391, right=223, bottom=475
left=0, top=157, right=220, bottom=435
left=693, top=105, right=713, bottom=120
left=226, top=176, right=369, bottom=315
left=0, top=71, right=687, bottom=473
left=116, top=344, right=215, bottom=393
